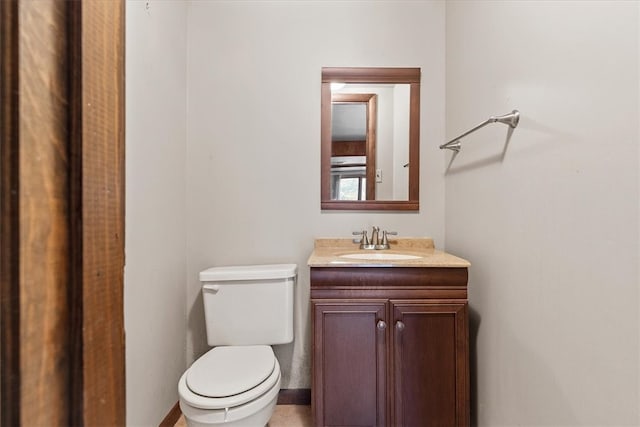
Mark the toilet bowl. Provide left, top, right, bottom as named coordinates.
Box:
left=179, top=346, right=281, bottom=427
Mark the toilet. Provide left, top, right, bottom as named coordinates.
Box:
left=178, top=264, right=297, bottom=427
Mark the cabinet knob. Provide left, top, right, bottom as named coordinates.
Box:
left=395, top=320, right=405, bottom=331
left=377, top=320, right=387, bottom=330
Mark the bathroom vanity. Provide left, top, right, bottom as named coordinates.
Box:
left=308, top=238, right=470, bottom=427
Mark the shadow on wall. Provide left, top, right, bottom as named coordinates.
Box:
left=469, top=305, right=481, bottom=427
left=445, top=126, right=515, bottom=175
left=187, top=290, right=208, bottom=364
left=446, top=114, right=579, bottom=176
left=468, top=304, right=578, bottom=426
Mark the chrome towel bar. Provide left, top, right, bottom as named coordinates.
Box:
left=440, top=110, right=520, bottom=153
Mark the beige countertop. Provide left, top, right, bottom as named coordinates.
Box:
left=307, top=238, right=470, bottom=268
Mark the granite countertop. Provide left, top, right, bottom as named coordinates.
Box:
left=307, top=238, right=470, bottom=268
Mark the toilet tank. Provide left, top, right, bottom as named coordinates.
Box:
left=200, top=264, right=297, bottom=346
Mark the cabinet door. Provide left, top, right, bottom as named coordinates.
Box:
left=312, top=301, right=388, bottom=427
left=391, top=302, right=469, bottom=427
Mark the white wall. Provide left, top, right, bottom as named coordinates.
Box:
left=186, top=1, right=446, bottom=388
left=445, top=2, right=640, bottom=425
left=393, top=84, right=410, bottom=200
left=125, top=1, right=187, bottom=424
left=638, top=8, right=640, bottom=416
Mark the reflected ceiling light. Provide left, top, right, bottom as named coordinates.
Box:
left=330, top=82, right=346, bottom=92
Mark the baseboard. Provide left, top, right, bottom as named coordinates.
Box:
left=159, top=401, right=181, bottom=427
left=276, top=388, right=311, bottom=405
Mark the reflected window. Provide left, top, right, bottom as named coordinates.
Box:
left=331, top=157, right=367, bottom=200
left=332, top=176, right=367, bottom=201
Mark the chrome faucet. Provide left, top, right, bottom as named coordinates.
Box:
left=353, top=226, right=397, bottom=250
left=370, top=226, right=380, bottom=248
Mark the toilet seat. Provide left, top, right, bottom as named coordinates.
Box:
left=179, top=346, right=280, bottom=410
left=187, top=345, right=275, bottom=398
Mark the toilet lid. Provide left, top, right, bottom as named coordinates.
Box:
left=186, top=346, right=275, bottom=398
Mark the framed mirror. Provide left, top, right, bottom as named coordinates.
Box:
left=321, top=67, right=420, bottom=210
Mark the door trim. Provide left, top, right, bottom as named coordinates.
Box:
left=0, top=0, right=125, bottom=424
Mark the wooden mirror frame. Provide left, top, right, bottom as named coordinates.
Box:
left=321, top=67, right=420, bottom=211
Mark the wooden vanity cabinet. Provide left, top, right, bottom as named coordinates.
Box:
left=311, top=267, right=469, bottom=427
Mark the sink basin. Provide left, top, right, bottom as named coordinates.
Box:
left=338, top=253, right=422, bottom=261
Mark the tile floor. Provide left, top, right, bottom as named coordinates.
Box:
left=175, top=404, right=312, bottom=426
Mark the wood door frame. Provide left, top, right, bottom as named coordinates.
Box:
left=331, top=93, right=377, bottom=201
left=0, top=0, right=125, bottom=424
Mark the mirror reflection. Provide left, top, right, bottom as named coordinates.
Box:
left=321, top=67, right=421, bottom=211
left=330, top=84, right=410, bottom=201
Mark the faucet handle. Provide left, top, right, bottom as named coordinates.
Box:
left=352, top=230, right=370, bottom=245
left=379, top=230, right=398, bottom=249
left=353, top=230, right=374, bottom=249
